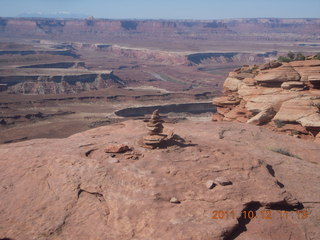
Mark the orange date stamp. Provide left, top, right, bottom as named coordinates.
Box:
left=211, top=210, right=309, bottom=220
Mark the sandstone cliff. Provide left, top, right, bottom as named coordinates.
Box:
left=1, top=71, right=124, bottom=94
left=213, top=59, right=320, bottom=141
left=1, top=18, right=319, bottom=49
left=0, top=120, right=319, bottom=239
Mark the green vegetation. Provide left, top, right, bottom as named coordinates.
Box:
left=315, top=53, right=320, bottom=60
left=277, top=52, right=306, bottom=62
left=287, top=51, right=295, bottom=61
left=252, top=66, right=259, bottom=70
left=295, top=52, right=306, bottom=61
left=269, top=147, right=302, bottom=160
left=274, top=119, right=286, bottom=128
left=243, top=65, right=259, bottom=73
left=278, top=56, right=291, bottom=63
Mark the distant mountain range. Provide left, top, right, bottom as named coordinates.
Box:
left=17, top=12, right=88, bottom=19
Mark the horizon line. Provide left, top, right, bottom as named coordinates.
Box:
left=1, top=16, right=320, bottom=21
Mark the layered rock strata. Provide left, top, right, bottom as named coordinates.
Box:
left=213, top=60, right=320, bottom=140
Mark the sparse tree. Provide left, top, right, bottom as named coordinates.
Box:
left=278, top=56, right=291, bottom=63
left=295, top=52, right=305, bottom=61
left=287, top=51, right=295, bottom=60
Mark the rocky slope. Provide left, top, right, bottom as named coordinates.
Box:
left=0, top=120, right=320, bottom=240
left=213, top=59, right=320, bottom=141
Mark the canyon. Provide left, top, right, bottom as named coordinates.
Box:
left=1, top=18, right=320, bottom=51
left=0, top=17, right=320, bottom=240
left=1, top=18, right=320, bottom=143
left=0, top=18, right=320, bottom=142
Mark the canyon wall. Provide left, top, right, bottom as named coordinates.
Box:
left=0, top=72, right=124, bottom=94
left=1, top=18, right=319, bottom=44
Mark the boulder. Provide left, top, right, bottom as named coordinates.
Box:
left=273, top=97, right=319, bottom=123
left=255, top=64, right=301, bottom=83
left=247, top=107, right=276, bottom=125
left=245, top=94, right=298, bottom=113
left=170, top=197, right=181, bottom=204
left=224, top=105, right=251, bottom=122
left=223, top=77, right=242, bottom=92
left=297, top=113, right=320, bottom=128
left=215, top=177, right=232, bottom=186
left=206, top=180, right=216, bottom=189
left=105, top=144, right=130, bottom=153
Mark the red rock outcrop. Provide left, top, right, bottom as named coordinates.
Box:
left=0, top=120, right=320, bottom=239
left=213, top=60, right=320, bottom=140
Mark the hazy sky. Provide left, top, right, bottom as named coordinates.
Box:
left=0, top=0, right=319, bottom=19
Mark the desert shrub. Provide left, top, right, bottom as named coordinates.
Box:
left=295, top=52, right=306, bottom=61
left=315, top=53, right=320, bottom=60
left=291, top=130, right=301, bottom=135
left=278, top=52, right=306, bottom=62
left=278, top=56, right=291, bottom=63
left=274, top=119, right=286, bottom=128
left=287, top=51, right=295, bottom=60
left=252, top=66, right=259, bottom=70
left=269, top=147, right=302, bottom=160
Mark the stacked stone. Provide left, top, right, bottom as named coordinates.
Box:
left=143, top=109, right=167, bottom=149
left=147, top=109, right=164, bottom=135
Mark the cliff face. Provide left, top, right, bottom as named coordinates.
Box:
left=104, top=45, right=188, bottom=65
left=213, top=59, right=320, bottom=141
left=1, top=18, right=319, bottom=44
left=74, top=43, right=276, bottom=65
left=1, top=72, right=124, bottom=94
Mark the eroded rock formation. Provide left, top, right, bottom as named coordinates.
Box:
left=213, top=60, right=320, bottom=140
left=1, top=72, right=124, bottom=94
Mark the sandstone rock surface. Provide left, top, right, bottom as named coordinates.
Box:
left=104, top=143, right=130, bottom=153
left=213, top=60, right=320, bottom=141
left=247, top=107, right=276, bottom=125
left=0, top=120, right=320, bottom=240
left=255, top=64, right=301, bottom=83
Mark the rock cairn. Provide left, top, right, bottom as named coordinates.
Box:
left=142, top=109, right=170, bottom=149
